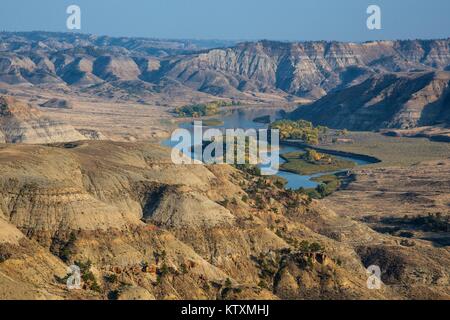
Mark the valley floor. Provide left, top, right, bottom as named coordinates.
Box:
left=324, top=158, right=450, bottom=243
left=0, top=92, right=449, bottom=300
left=320, top=132, right=450, bottom=167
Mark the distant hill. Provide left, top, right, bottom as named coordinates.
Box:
left=289, top=71, right=450, bottom=130
left=154, top=39, right=450, bottom=99
left=1, top=32, right=450, bottom=101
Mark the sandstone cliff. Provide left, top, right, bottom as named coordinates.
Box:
left=156, top=39, right=450, bottom=99
left=1, top=33, right=450, bottom=102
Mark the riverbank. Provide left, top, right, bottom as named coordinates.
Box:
left=281, top=140, right=382, bottom=165
left=162, top=108, right=377, bottom=191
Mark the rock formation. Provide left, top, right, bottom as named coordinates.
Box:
left=1, top=32, right=450, bottom=102
left=0, top=96, right=86, bottom=143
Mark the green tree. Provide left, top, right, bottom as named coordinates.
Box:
left=316, top=183, right=328, bottom=198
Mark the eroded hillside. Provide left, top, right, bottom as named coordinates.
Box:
left=1, top=33, right=450, bottom=103
left=0, top=96, right=87, bottom=144
left=0, top=141, right=448, bottom=300
left=290, top=71, right=450, bottom=130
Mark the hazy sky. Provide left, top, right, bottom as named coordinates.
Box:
left=1, top=0, right=449, bottom=41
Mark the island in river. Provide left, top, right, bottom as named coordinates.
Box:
left=280, top=149, right=356, bottom=175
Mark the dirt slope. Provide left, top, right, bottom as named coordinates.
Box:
left=0, top=141, right=448, bottom=300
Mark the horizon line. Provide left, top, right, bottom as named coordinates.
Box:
left=1, top=30, right=450, bottom=45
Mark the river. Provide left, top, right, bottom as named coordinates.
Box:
left=163, top=108, right=371, bottom=190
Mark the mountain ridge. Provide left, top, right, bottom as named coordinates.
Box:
left=1, top=32, right=450, bottom=132
left=1, top=32, right=450, bottom=101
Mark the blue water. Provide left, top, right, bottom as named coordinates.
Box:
left=164, top=108, right=369, bottom=190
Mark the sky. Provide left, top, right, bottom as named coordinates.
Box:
left=0, top=0, right=449, bottom=42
